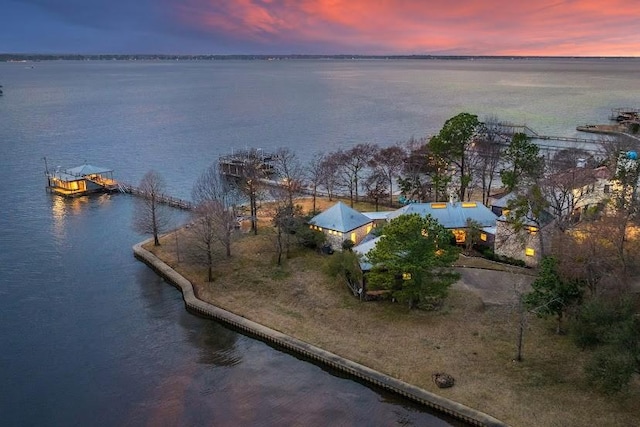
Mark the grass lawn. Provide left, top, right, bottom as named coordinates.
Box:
left=146, top=197, right=640, bottom=427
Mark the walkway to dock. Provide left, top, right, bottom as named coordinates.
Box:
left=117, top=182, right=193, bottom=210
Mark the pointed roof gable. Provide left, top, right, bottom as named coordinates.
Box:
left=387, top=202, right=497, bottom=228
left=309, top=201, right=372, bottom=232
left=64, top=164, right=113, bottom=177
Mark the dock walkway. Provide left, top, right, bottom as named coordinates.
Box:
left=117, top=182, right=193, bottom=210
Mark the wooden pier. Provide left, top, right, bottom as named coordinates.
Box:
left=117, top=182, right=193, bottom=210
left=487, top=123, right=596, bottom=144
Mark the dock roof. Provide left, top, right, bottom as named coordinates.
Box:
left=64, top=164, right=113, bottom=177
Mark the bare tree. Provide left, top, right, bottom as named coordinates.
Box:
left=192, top=163, right=241, bottom=258
left=132, top=170, right=171, bottom=246
left=335, top=143, right=378, bottom=207
left=319, top=152, right=340, bottom=201
left=363, top=168, right=388, bottom=211
left=273, top=147, right=304, bottom=208
left=228, top=149, right=268, bottom=235
left=268, top=187, right=304, bottom=266
left=306, top=152, right=326, bottom=214
left=369, top=143, right=407, bottom=207
left=472, top=116, right=505, bottom=204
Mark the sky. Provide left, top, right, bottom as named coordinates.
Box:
left=3, top=0, right=640, bottom=56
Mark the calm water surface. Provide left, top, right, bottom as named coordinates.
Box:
left=1, top=58, right=640, bottom=426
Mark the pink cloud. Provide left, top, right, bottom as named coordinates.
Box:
left=173, top=0, right=640, bottom=55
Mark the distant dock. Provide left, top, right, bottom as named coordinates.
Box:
left=219, top=149, right=278, bottom=179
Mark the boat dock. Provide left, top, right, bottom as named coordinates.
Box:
left=219, top=149, right=278, bottom=179
left=45, top=160, right=193, bottom=210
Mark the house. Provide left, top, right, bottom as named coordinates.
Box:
left=46, top=164, right=117, bottom=197
left=308, top=201, right=374, bottom=249
left=385, top=201, right=498, bottom=245
left=543, top=165, right=613, bottom=221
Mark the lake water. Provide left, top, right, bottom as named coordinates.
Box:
left=1, top=58, right=639, bottom=426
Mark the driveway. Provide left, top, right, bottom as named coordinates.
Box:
left=453, top=267, right=535, bottom=306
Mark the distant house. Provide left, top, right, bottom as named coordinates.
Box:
left=308, top=201, right=374, bottom=249
left=542, top=165, right=613, bottom=221
left=386, top=201, right=498, bottom=245
left=490, top=192, right=518, bottom=217
left=46, top=164, right=117, bottom=197
left=494, top=208, right=555, bottom=267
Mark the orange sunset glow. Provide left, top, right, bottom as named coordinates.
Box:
left=3, top=0, right=640, bottom=55
left=174, top=0, right=640, bottom=56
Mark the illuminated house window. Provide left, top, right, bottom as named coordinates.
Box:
left=452, top=229, right=466, bottom=243
left=502, top=209, right=510, bottom=217
left=528, top=226, right=538, bottom=235
left=480, top=233, right=487, bottom=241
left=402, top=272, right=412, bottom=280
left=431, top=203, right=447, bottom=209
left=525, top=248, right=535, bottom=257
left=366, top=225, right=372, bottom=234
left=461, top=202, right=477, bottom=208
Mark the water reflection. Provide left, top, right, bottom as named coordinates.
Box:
left=181, top=315, right=241, bottom=367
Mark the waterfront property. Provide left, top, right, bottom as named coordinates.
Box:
left=46, top=163, right=117, bottom=196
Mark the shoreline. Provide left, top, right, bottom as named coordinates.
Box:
left=133, top=239, right=506, bottom=427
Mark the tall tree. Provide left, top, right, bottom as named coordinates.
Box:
left=473, top=116, right=505, bottom=204
left=369, top=143, right=407, bottom=207
left=524, top=256, right=583, bottom=334
left=230, top=149, right=267, bottom=235
left=363, top=168, right=388, bottom=211
left=319, top=153, right=340, bottom=201
left=192, top=163, right=241, bottom=259
left=399, top=140, right=450, bottom=202
left=306, top=152, right=326, bottom=214
left=429, top=113, right=480, bottom=201
left=273, top=147, right=304, bottom=209
left=132, top=170, right=171, bottom=246
left=335, top=143, right=378, bottom=207
left=366, top=214, right=459, bottom=309
left=500, top=132, right=544, bottom=193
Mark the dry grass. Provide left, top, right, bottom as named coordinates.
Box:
left=146, top=197, right=640, bottom=427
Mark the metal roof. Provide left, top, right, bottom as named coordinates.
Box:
left=353, top=236, right=382, bottom=271
left=386, top=202, right=498, bottom=228
left=309, top=201, right=372, bottom=232
left=64, top=164, right=113, bottom=177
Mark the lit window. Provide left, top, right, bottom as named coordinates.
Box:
left=528, top=226, right=538, bottom=235
left=480, top=233, right=487, bottom=241
left=402, top=272, right=412, bottom=280
left=431, top=203, right=447, bottom=209
left=525, top=248, right=535, bottom=256
left=462, top=202, right=477, bottom=208
left=453, top=229, right=466, bottom=243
